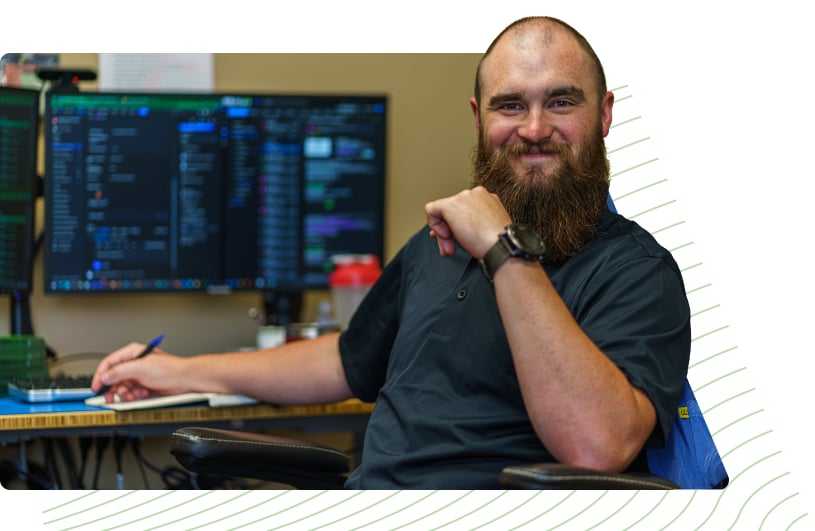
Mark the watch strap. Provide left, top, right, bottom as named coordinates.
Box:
left=478, top=237, right=512, bottom=282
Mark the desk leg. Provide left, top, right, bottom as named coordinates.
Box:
left=18, top=439, right=28, bottom=476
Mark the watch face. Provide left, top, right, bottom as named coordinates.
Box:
left=508, top=224, right=545, bottom=256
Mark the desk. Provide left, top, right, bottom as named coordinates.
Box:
left=0, top=399, right=374, bottom=443
left=1, top=398, right=373, bottom=489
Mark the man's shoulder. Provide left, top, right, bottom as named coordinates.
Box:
left=558, top=210, right=683, bottom=280
left=594, top=211, right=674, bottom=261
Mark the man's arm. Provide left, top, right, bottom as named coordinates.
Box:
left=92, top=332, right=354, bottom=406
left=492, top=258, right=656, bottom=471
left=426, top=187, right=655, bottom=472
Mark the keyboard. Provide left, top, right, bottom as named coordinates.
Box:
left=7, top=373, right=95, bottom=403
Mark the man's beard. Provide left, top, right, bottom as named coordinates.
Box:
left=471, top=128, right=610, bottom=265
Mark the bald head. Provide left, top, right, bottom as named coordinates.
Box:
left=474, top=17, right=607, bottom=107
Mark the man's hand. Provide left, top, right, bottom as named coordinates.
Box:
left=91, top=343, right=189, bottom=402
left=424, top=186, right=512, bottom=258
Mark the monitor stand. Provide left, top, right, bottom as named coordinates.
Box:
left=262, top=290, right=304, bottom=327
left=9, top=291, right=34, bottom=335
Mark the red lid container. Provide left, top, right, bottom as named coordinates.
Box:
left=328, top=254, right=382, bottom=287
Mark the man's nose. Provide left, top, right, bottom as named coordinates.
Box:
left=517, top=109, right=553, bottom=144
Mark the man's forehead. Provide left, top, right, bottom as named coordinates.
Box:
left=480, top=28, right=593, bottom=94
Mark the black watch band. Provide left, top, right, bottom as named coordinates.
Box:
left=478, top=238, right=513, bottom=282
left=478, top=223, right=545, bottom=282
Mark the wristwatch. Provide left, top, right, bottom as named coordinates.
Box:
left=478, top=223, right=545, bottom=282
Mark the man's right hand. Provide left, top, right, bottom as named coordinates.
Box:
left=91, top=342, right=190, bottom=402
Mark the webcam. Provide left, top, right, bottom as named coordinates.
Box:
left=37, top=68, right=97, bottom=92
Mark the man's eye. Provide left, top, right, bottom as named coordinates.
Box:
left=551, top=99, right=573, bottom=108
left=498, top=102, right=525, bottom=111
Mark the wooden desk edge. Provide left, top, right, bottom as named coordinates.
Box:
left=0, top=399, right=374, bottom=432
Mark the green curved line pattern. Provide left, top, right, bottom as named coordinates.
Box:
left=189, top=490, right=288, bottom=531
left=694, top=453, right=784, bottom=529
left=659, top=489, right=696, bottom=530
left=41, top=491, right=97, bottom=514
left=586, top=491, right=639, bottom=530
left=52, top=491, right=193, bottom=531
left=431, top=490, right=509, bottom=530
left=101, top=491, right=216, bottom=531
left=721, top=430, right=772, bottom=460
left=622, top=490, right=669, bottom=530
left=389, top=490, right=474, bottom=531
left=548, top=490, right=608, bottom=530
left=232, top=490, right=328, bottom=529
left=712, top=409, right=765, bottom=437
left=268, top=489, right=366, bottom=530
left=509, top=490, right=577, bottom=530
left=348, top=491, right=431, bottom=531
left=695, top=367, right=747, bottom=393
left=704, top=388, right=756, bottom=415
left=729, top=473, right=791, bottom=530
left=785, top=512, right=810, bottom=530
left=472, top=490, right=543, bottom=530
left=688, top=346, right=738, bottom=370
left=760, top=493, right=800, bottom=530
left=42, top=490, right=161, bottom=526
left=144, top=490, right=252, bottom=530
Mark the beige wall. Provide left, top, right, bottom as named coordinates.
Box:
left=3, top=53, right=481, bottom=366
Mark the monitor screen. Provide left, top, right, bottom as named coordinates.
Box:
left=0, top=87, right=40, bottom=295
left=43, top=91, right=387, bottom=294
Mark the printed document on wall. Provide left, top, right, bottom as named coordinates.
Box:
left=98, top=53, right=213, bottom=91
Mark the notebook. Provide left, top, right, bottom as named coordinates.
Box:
left=84, top=392, right=258, bottom=410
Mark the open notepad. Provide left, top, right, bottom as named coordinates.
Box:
left=84, top=392, right=259, bottom=411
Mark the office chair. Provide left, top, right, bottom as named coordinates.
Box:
left=169, top=377, right=728, bottom=490
left=170, top=197, right=729, bottom=490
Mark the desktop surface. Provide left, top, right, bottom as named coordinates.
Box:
left=0, top=395, right=373, bottom=444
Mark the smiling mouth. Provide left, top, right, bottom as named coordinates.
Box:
left=519, top=150, right=560, bottom=165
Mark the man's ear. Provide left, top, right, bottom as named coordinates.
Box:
left=600, top=91, right=614, bottom=138
left=469, top=96, right=481, bottom=133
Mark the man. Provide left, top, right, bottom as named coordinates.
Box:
left=92, top=16, right=690, bottom=489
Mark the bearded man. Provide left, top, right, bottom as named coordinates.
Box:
left=93, top=16, right=691, bottom=489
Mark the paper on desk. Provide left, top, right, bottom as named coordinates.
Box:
left=84, top=392, right=258, bottom=410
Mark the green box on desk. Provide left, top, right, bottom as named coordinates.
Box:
left=0, top=335, right=48, bottom=397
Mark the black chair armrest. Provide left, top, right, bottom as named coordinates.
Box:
left=170, top=427, right=351, bottom=489
left=499, top=463, right=679, bottom=490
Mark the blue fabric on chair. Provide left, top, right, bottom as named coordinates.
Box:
left=646, top=379, right=729, bottom=489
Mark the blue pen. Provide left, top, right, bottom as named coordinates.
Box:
left=96, top=334, right=165, bottom=396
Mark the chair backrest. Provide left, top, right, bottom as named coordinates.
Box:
left=608, top=195, right=728, bottom=489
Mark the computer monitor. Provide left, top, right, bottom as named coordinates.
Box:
left=0, top=87, right=40, bottom=334
left=43, top=91, right=387, bottom=306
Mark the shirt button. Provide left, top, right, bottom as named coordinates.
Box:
left=456, top=288, right=468, bottom=300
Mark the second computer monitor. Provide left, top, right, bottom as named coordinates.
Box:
left=44, top=91, right=387, bottom=294
left=0, top=87, right=40, bottom=296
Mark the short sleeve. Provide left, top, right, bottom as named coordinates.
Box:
left=339, top=246, right=405, bottom=402
left=575, top=253, right=691, bottom=446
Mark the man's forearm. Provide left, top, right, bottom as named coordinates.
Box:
left=187, top=332, right=355, bottom=405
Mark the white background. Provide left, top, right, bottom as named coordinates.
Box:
left=4, top=0, right=813, bottom=523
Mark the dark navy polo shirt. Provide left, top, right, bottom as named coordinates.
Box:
left=339, top=210, right=691, bottom=489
